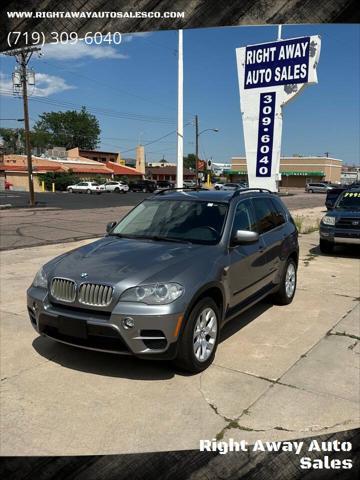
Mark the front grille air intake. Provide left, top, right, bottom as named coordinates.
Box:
left=51, top=278, right=76, bottom=303
left=78, top=283, right=113, bottom=307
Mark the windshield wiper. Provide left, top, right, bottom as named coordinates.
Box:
left=108, top=233, right=139, bottom=239
left=109, top=233, right=191, bottom=244
left=148, top=235, right=192, bottom=244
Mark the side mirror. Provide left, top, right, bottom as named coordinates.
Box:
left=231, top=230, right=259, bottom=245
left=106, top=221, right=117, bottom=233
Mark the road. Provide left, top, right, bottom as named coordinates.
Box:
left=0, top=190, right=149, bottom=210
left=1, top=189, right=326, bottom=210
left=0, top=232, right=358, bottom=455
left=0, top=190, right=327, bottom=250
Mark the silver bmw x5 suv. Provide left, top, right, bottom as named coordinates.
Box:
left=27, top=188, right=299, bottom=373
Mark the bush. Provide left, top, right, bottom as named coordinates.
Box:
left=38, top=171, right=79, bottom=191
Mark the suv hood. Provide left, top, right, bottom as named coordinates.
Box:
left=331, top=209, right=360, bottom=218
left=47, top=236, right=203, bottom=286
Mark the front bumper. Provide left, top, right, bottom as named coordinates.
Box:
left=320, top=225, right=360, bottom=245
left=27, top=287, right=183, bottom=360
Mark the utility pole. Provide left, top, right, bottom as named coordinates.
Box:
left=5, top=47, right=39, bottom=206
left=176, top=29, right=184, bottom=188
left=20, top=50, right=35, bottom=206
left=195, top=114, right=199, bottom=186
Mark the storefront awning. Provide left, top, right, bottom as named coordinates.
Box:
left=281, top=171, right=324, bottom=176
left=225, top=170, right=324, bottom=177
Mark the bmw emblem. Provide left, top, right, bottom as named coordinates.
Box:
left=81, top=273, right=88, bottom=278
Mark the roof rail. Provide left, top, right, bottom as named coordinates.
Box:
left=154, top=187, right=209, bottom=195
left=231, top=188, right=274, bottom=199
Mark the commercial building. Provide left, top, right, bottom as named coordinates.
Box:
left=68, top=147, right=122, bottom=164
left=229, top=156, right=342, bottom=187
left=341, top=165, right=360, bottom=185
left=0, top=153, right=143, bottom=192
left=146, top=166, right=196, bottom=182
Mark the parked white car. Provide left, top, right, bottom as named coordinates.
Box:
left=220, top=183, right=246, bottom=191
left=183, top=180, right=196, bottom=188
left=67, top=182, right=105, bottom=194
left=214, top=182, right=224, bottom=190
left=102, top=181, right=129, bottom=193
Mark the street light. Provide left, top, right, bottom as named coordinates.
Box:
left=195, top=115, right=219, bottom=186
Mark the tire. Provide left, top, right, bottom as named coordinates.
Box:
left=272, top=258, right=297, bottom=305
left=142, top=188, right=147, bottom=193
left=86, top=189, right=91, bottom=194
left=320, top=238, right=334, bottom=254
left=114, top=187, right=120, bottom=193
left=174, top=297, right=220, bottom=373
left=68, top=188, right=73, bottom=193
left=308, top=189, right=313, bottom=193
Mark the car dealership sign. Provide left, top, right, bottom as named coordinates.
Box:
left=236, top=35, right=321, bottom=191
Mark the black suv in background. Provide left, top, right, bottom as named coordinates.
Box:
left=320, top=188, right=360, bottom=253
left=325, top=186, right=347, bottom=210
left=129, top=179, right=157, bottom=193
left=156, top=180, right=174, bottom=190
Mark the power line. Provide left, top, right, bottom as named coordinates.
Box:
left=120, top=121, right=193, bottom=154
left=0, top=87, right=178, bottom=125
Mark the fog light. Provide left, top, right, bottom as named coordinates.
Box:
left=122, top=317, right=135, bottom=329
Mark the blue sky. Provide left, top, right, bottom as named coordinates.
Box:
left=0, top=24, right=359, bottom=165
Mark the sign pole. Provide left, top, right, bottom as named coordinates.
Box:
left=176, top=29, right=184, bottom=188
left=195, top=114, right=199, bottom=186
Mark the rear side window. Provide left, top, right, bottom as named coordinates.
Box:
left=269, top=198, right=286, bottom=227
left=232, top=200, right=256, bottom=232
left=252, top=197, right=284, bottom=234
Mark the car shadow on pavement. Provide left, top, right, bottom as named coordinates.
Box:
left=309, top=244, right=360, bottom=259
left=32, top=336, right=175, bottom=381
left=220, top=300, right=273, bottom=343
left=32, top=300, right=273, bottom=380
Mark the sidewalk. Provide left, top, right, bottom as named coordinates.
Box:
left=0, top=232, right=359, bottom=455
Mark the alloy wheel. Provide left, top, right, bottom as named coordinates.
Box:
left=193, top=307, right=218, bottom=362
left=285, top=262, right=296, bottom=298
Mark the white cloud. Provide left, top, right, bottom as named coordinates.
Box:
left=42, top=40, right=128, bottom=60
left=122, top=32, right=152, bottom=42
left=0, top=72, right=13, bottom=93
left=32, top=73, right=75, bottom=96
left=0, top=72, right=75, bottom=97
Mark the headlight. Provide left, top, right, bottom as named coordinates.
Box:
left=32, top=267, right=48, bottom=288
left=119, top=282, right=184, bottom=305
left=322, top=215, right=335, bottom=226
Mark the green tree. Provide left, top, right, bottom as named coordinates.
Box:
left=33, top=107, right=101, bottom=150
left=37, top=171, right=79, bottom=191
left=0, top=128, right=25, bottom=154
left=183, top=153, right=196, bottom=170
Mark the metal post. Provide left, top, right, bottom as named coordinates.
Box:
left=20, top=51, right=35, bottom=206
left=176, top=29, right=184, bottom=188
left=195, top=114, right=199, bottom=186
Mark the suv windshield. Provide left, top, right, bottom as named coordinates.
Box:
left=336, top=191, right=360, bottom=210
left=111, top=199, right=228, bottom=244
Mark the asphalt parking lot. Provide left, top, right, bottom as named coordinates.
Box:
left=0, top=232, right=359, bottom=456
left=0, top=190, right=149, bottom=210
left=0, top=190, right=326, bottom=250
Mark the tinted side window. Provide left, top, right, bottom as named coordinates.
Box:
left=232, top=200, right=256, bottom=233
left=252, top=197, right=279, bottom=234
left=270, top=199, right=286, bottom=227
